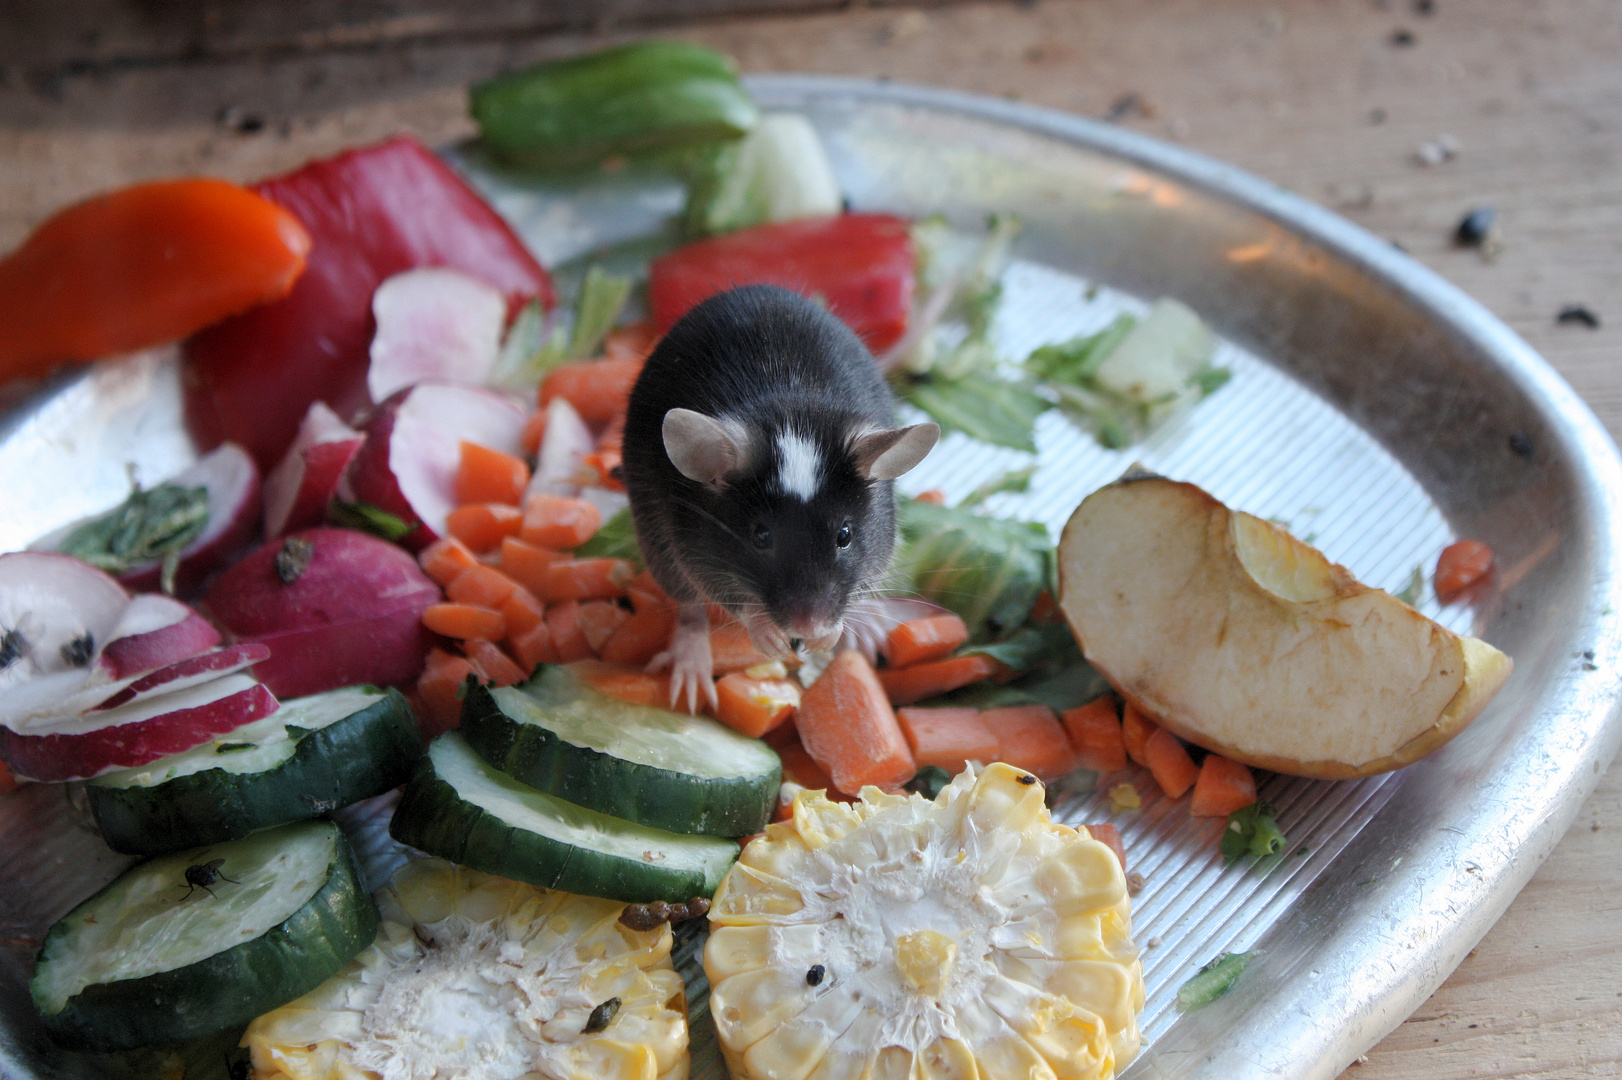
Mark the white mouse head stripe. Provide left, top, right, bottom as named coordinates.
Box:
left=775, top=431, right=822, bottom=501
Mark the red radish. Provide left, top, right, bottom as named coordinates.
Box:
left=1, top=643, right=268, bottom=732
left=95, top=594, right=221, bottom=680
left=85, top=644, right=270, bottom=713
left=368, top=268, right=507, bottom=402
left=262, top=401, right=364, bottom=539
left=527, top=396, right=595, bottom=499
left=0, top=552, right=130, bottom=714
left=0, top=673, right=278, bottom=781
left=344, top=383, right=527, bottom=550
left=202, top=527, right=440, bottom=698
left=31, top=444, right=263, bottom=597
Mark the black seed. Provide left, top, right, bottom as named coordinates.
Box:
left=0, top=626, right=29, bottom=670
left=1413, top=0, right=1435, bottom=13
left=59, top=631, right=94, bottom=668
left=806, top=964, right=826, bottom=986
left=275, top=536, right=315, bottom=584
left=1389, top=28, right=1416, bottom=46
left=1454, top=207, right=1496, bottom=246
left=583, top=997, right=621, bottom=1034
left=1507, top=431, right=1534, bottom=458
left=1017, top=773, right=1038, bottom=786
left=1556, top=305, right=1600, bottom=329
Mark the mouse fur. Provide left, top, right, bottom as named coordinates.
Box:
left=622, top=285, right=937, bottom=707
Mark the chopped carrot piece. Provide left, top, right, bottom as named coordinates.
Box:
left=982, top=704, right=1080, bottom=780
left=577, top=599, right=629, bottom=653
left=541, top=558, right=637, bottom=602
left=797, top=650, right=916, bottom=795
left=455, top=441, right=530, bottom=507
left=1027, top=589, right=1063, bottom=624
left=418, top=536, right=480, bottom=588
left=584, top=412, right=627, bottom=490
left=599, top=600, right=677, bottom=666
left=1190, top=755, right=1258, bottom=818
left=913, top=489, right=946, bottom=505
left=1144, top=727, right=1199, bottom=800
left=521, top=493, right=603, bottom=550
left=625, top=570, right=671, bottom=610
left=710, top=621, right=773, bottom=674
left=498, top=536, right=564, bottom=596
left=602, top=320, right=660, bottom=362
left=885, top=613, right=970, bottom=668
left=545, top=599, right=594, bottom=662
left=464, top=639, right=527, bottom=687
left=763, top=714, right=801, bottom=749
left=520, top=409, right=548, bottom=457
left=1120, top=701, right=1157, bottom=768
left=1062, top=695, right=1127, bottom=773
left=445, top=564, right=519, bottom=609
left=422, top=602, right=506, bottom=641
left=445, top=502, right=524, bottom=553
left=509, top=619, right=560, bottom=672
left=539, top=356, right=643, bottom=425
left=417, top=647, right=475, bottom=738
left=499, top=587, right=546, bottom=638
left=568, top=659, right=676, bottom=709
left=895, top=706, right=999, bottom=776
left=774, top=738, right=853, bottom=802
left=1084, top=822, right=1126, bottom=873
left=876, top=653, right=1003, bottom=707
left=1435, top=539, right=1494, bottom=602
left=714, top=672, right=800, bottom=738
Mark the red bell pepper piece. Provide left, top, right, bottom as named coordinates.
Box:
left=647, top=213, right=914, bottom=354
left=183, top=136, right=554, bottom=471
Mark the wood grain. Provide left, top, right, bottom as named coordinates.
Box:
left=1, top=1, right=1618, bottom=1076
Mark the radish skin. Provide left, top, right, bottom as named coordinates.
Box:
left=96, top=594, right=221, bottom=680
left=202, top=527, right=439, bottom=698
left=262, top=401, right=364, bottom=539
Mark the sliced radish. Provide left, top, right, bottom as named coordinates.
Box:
left=202, top=527, right=440, bottom=698
left=86, top=644, right=270, bottom=714
left=343, top=383, right=526, bottom=550
left=262, top=401, right=365, bottom=540
left=527, top=395, right=595, bottom=498
left=30, top=443, right=264, bottom=597
left=0, top=552, right=130, bottom=700
left=0, top=643, right=268, bottom=733
left=0, top=674, right=279, bottom=781
left=367, top=267, right=507, bottom=403
left=96, top=594, right=222, bottom=680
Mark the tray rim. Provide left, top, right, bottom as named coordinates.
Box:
left=741, top=74, right=1622, bottom=1078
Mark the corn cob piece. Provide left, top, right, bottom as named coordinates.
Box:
left=705, top=761, right=1144, bottom=1080
left=244, top=858, right=689, bottom=1080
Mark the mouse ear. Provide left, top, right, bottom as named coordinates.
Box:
left=664, top=408, right=751, bottom=486
left=851, top=422, right=940, bottom=481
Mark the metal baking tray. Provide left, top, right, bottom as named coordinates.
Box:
left=1, top=76, right=1619, bottom=1080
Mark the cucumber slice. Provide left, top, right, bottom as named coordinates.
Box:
left=31, top=819, right=378, bottom=1052
left=390, top=732, right=738, bottom=904
left=86, top=686, right=421, bottom=855
left=461, top=666, right=779, bottom=835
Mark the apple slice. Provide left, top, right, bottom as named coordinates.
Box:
left=202, top=527, right=439, bottom=698
left=343, top=382, right=526, bottom=550
left=96, top=594, right=222, bottom=680
left=1056, top=472, right=1512, bottom=779
left=0, top=672, right=279, bottom=781
left=262, top=401, right=364, bottom=540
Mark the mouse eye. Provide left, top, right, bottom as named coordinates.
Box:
left=753, top=524, right=772, bottom=550
left=835, top=522, right=852, bottom=549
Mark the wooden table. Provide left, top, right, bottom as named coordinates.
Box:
left=2, top=1, right=1618, bottom=1076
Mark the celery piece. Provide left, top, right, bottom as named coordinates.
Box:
left=683, top=113, right=842, bottom=238
left=1176, top=951, right=1257, bottom=1010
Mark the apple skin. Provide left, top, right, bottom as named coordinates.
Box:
left=1057, top=472, right=1512, bottom=779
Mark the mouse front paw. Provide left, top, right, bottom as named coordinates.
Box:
left=647, top=604, right=717, bottom=714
